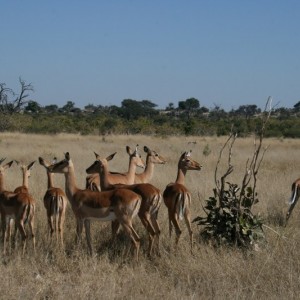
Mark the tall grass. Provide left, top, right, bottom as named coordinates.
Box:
left=0, top=133, right=299, bottom=299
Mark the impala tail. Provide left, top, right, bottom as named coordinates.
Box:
left=149, top=194, right=162, bottom=215
left=24, top=204, right=34, bottom=224
left=132, top=196, right=142, bottom=218
left=177, top=192, right=191, bottom=220
left=289, top=182, right=299, bottom=205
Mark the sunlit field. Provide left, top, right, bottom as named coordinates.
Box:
left=0, top=133, right=299, bottom=299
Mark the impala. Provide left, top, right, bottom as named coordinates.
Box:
left=286, top=178, right=300, bottom=224
left=0, top=160, right=36, bottom=255
left=86, top=152, right=162, bottom=256
left=47, top=152, right=142, bottom=260
left=134, top=146, right=166, bottom=184
left=86, top=145, right=145, bottom=192
left=163, top=151, right=202, bottom=253
left=14, top=161, right=36, bottom=193
left=39, top=157, right=68, bottom=246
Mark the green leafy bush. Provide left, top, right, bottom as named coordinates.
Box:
left=193, top=184, right=264, bottom=247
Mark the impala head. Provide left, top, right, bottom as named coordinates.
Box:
left=86, top=152, right=117, bottom=174
left=144, top=146, right=166, bottom=165
left=0, top=158, right=14, bottom=175
left=15, top=160, right=36, bottom=177
left=47, top=152, right=72, bottom=174
left=178, top=150, right=202, bottom=171
left=127, top=144, right=145, bottom=169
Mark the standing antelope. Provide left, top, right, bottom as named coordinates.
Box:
left=86, top=145, right=145, bottom=192
left=47, top=152, right=142, bottom=260
left=286, top=178, right=300, bottom=224
left=134, top=146, right=166, bottom=184
left=39, top=157, right=68, bottom=246
left=0, top=160, right=36, bottom=254
left=14, top=161, right=36, bottom=193
left=86, top=152, right=162, bottom=256
left=163, top=151, right=202, bottom=253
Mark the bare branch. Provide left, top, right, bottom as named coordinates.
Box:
left=214, top=132, right=234, bottom=193
left=0, top=78, right=34, bottom=115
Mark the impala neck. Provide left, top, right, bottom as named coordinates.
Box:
left=127, top=159, right=137, bottom=183
left=99, top=162, right=113, bottom=191
left=64, top=162, right=79, bottom=200
left=175, top=167, right=187, bottom=185
left=139, top=156, right=154, bottom=182
left=22, top=171, right=29, bottom=189
left=47, top=171, right=54, bottom=189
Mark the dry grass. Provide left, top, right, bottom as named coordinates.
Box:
left=0, top=133, right=299, bottom=299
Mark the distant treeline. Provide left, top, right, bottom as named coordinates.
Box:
left=1, top=79, right=300, bottom=137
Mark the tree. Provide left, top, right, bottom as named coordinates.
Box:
left=25, top=101, right=41, bottom=113
left=61, top=101, right=75, bottom=113
left=120, top=99, right=158, bottom=120
left=233, top=104, right=261, bottom=119
left=166, top=102, right=174, bottom=110
left=44, top=104, right=59, bottom=113
left=294, top=101, right=300, bottom=112
left=0, top=78, right=34, bottom=114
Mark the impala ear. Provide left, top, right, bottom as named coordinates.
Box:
left=38, top=157, right=44, bottom=166
left=106, top=152, right=117, bottom=161
left=65, top=152, right=70, bottom=161
left=27, top=161, right=36, bottom=170
left=126, top=146, right=131, bottom=155
left=0, top=158, right=6, bottom=165
left=144, top=146, right=149, bottom=153
left=5, top=161, right=14, bottom=169
left=94, top=151, right=100, bottom=159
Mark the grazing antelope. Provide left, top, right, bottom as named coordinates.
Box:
left=134, top=146, right=166, bottom=184
left=286, top=178, right=300, bottom=224
left=39, top=157, right=68, bottom=246
left=86, top=152, right=162, bottom=256
left=47, top=152, right=142, bottom=260
left=163, top=151, right=202, bottom=253
left=86, top=145, right=145, bottom=192
left=0, top=160, right=36, bottom=255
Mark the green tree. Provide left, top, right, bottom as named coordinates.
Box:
left=44, top=104, right=58, bottom=113
left=25, top=100, right=41, bottom=113
left=62, top=101, right=75, bottom=112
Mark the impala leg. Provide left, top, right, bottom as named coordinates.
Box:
left=76, top=219, right=83, bottom=244
left=121, top=222, right=140, bottom=262
left=28, top=215, right=35, bottom=254
left=183, top=209, right=193, bottom=253
left=169, top=213, right=182, bottom=251
left=139, top=212, right=155, bottom=257
left=58, top=210, right=65, bottom=248
left=150, top=211, right=161, bottom=256
left=84, top=219, right=92, bottom=255
left=111, top=220, right=121, bottom=242
left=3, top=217, right=11, bottom=255
left=16, top=220, right=27, bottom=255
left=286, top=198, right=299, bottom=225
left=48, top=214, right=55, bottom=243
left=55, top=213, right=59, bottom=244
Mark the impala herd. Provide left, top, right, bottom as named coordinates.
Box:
left=0, top=144, right=298, bottom=261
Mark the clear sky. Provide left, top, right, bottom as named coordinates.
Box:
left=1, top=0, right=300, bottom=111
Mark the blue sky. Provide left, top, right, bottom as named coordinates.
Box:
left=1, top=1, right=300, bottom=111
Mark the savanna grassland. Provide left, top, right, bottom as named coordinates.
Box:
left=0, top=133, right=299, bottom=299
